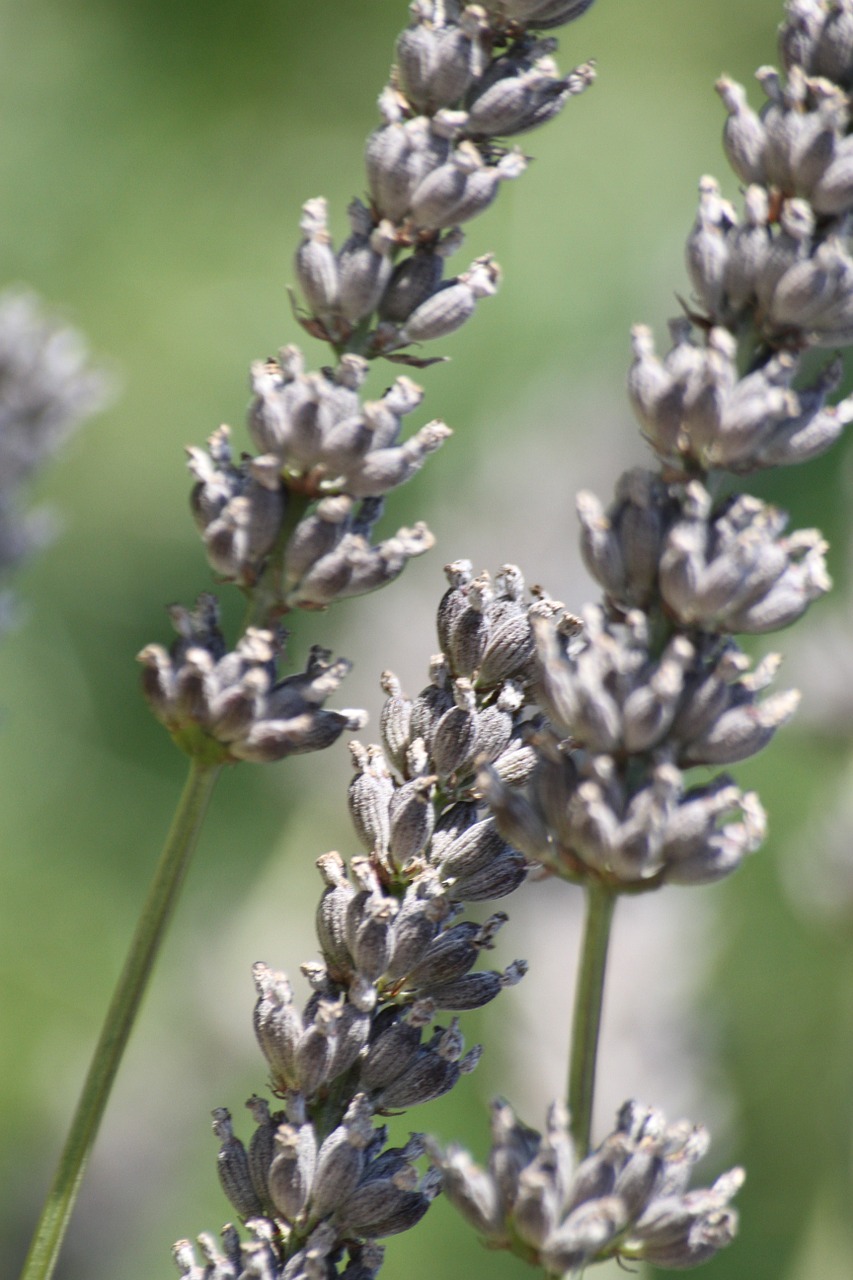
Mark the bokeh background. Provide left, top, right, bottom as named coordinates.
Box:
left=3, top=1, right=853, bottom=1277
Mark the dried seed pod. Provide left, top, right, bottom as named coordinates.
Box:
left=212, top=1109, right=264, bottom=1220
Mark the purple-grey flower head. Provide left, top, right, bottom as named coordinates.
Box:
left=659, top=484, right=830, bottom=635
left=187, top=349, right=441, bottom=607
left=287, top=0, right=595, bottom=361
left=480, top=731, right=766, bottom=887
left=137, top=594, right=366, bottom=764
left=628, top=323, right=853, bottom=475
left=209, top=1099, right=440, bottom=1268
left=429, top=1097, right=743, bottom=1273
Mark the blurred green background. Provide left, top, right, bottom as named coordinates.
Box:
left=2, top=1, right=853, bottom=1278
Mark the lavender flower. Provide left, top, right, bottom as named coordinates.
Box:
left=138, top=596, right=368, bottom=764
left=0, top=289, right=109, bottom=638
left=429, top=1098, right=743, bottom=1273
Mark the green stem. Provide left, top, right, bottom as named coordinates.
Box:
left=568, top=881, right=617, bottom=1159
left=19, top=758, right=223, bottom=1280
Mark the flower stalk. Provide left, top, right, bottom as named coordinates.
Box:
left=567, top=881, right=616, bottom=1159
left=20, top=758, right=222, bottom=1280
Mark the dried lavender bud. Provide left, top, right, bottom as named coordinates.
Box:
left=410, top=656, right=454, bottom=747
left=252, top=964, right=303, bottom=1092
left=366, top=107, right=456, bottom=223
left=393, top=256, right=501, bottom=344
left=268, top=1118, right=317, bottom=1222
left=444, top=845, right=528, bottom=901
left=326, top=998, right=373, bottom=1080
left=814, top=2, right=853, bottom=86
left=172, top=1240, right=201, bottom=1279
left=409, top=144, right=526, bottom=232
left=716, top=76, right=767, bottom=185
left=385, top=877, right=447, bottom=979
left=246, top=1095, right=278, bottom=1209
left=346, top=874, right=398, bottom=982
left=294, top=198, right=340, bottom=318
left=685, top=175, right=735, bottom=318
left=213, top=1109, right=264, bottom=1220
left=437, top=558, right=475, bottom=655
left=192, top=469, right=285, bottom=587
left=377, top=670, right=413, bottom=772
left=348, top=742, right=395, bottom=856
left=389, top=775, right=437, bottom=863
left=404, top=914, right=507, bottom=989
left=337, top=201, right=396, bottom=323
left=294, top=998, right=342, bottom=1097
left=430, top=678, right=479, bottom=775
left=435, top=814, right=516, bottom=880
left=359, top=1010, right=423, bottom=1092
left=335, top=1170, right=437, bottom=1238
left=418, top=960, right=526, bottom=1011
left=429, top=799, right=480, bottom=862
left=307, top=1095, right=374, bottom=1225
left=315, top=852, right=356, bottom=978
left=474, top=691, right=517, bottom=762
left=479, top=578, right=538, bottom=684
left=395, top=4, right=489, bottom=114
left=577, top=469, right=671, bottom=606
left=446, top=568, right=494, bottom=673
left=468, top=48, right=595, bottom=138
left=284, top=519, right=437, bottom=609
left=347, top=423, right=454, bottom=500
left=678, top=677, right=800, bottom=767
left=376, top=1042, right=461, bottom=1110
left=779, top=0, right=823, bottom=74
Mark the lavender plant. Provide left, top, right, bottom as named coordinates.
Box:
left=13, top=0, right=853, bottom=1278
left=157, top=0, right=853, bottom=1276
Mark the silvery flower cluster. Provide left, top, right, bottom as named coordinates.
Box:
left=684, top=1, right=853, bottom=350
left=188, top=367, right=439, bottom=602
left=138, top=594, right=367, bottom=763
left=345, top=559, right=571, bottom=900
left=172, top=560, right=577, bottom=1275
left=157, top=0, right=599, bottom=750
left=293, top=1, right=595, bottom=359
left=0, top=289, right=108, bottom=638
left=472, top=0, right=851, bottom=903
left=430, top=1097, right=744, bottom=1273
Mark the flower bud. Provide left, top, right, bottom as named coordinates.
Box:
left=212, top=1109, right=264, bottom=1219
left=395, top=4, right=489, bottom=113
left=295, top=197, right=340, bottom=316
